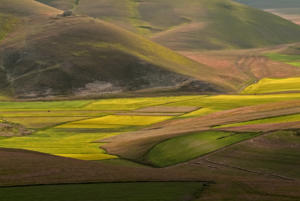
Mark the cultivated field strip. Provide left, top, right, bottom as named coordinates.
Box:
left=1, top=94, right=300, bottom=165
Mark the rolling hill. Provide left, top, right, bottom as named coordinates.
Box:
left=37, top=0, right=300, bottom=50
left=0, top=0, right=233, bottom=98
left=236, top=0, right=300, bottom=25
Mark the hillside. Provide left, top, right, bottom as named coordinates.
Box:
left=38, top=0, right=300, bottom=50
left=0, top=0, right=232, bottom=98
left=235, top=0, right=300, bottom=9
left=236, top=0, right=300, bottom=25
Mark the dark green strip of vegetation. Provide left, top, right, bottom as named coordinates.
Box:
left=0, top=182, right=204, bottom=201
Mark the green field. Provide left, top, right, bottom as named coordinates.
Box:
left=265, top=53, right=300, bottom=67
left=0, top=182, right=205, bottom=201
left=0, top=128, right=119, bottom=160
left=0, top=94, right=300, bottom=162
left=145, top=131, right=259, bottom=167
left=0, top=100, right=92, bottom=110
left=166, top=93, right=300, bottom=114
left=84, top=96, right=199, bottom=111
left=0, top=114, right=173, bottom=160
left=243, top=77, right=300, bottom=94
left=58, top=115, right=173, bottom=128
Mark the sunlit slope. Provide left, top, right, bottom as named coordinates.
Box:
left=0, top=0, right=230, bottom=98
left=39, top=0, right=300, bottom=50
left=243, top=77, right=300, bottom=94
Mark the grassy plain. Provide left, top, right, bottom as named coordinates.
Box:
left=1, top=94, right=300, bottom=162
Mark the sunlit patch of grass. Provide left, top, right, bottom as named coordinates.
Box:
left=242, top=77, right=300, bottom=94
left=58, top=115, right=173, bottom=129
left=84, top=96, right=198, bottom=111
left=180, top=108, right=217, bottom=118
left=0, top=129, right=119, bottom=160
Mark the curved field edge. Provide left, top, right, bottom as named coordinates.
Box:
left=144, top=131, right=260, bottom=167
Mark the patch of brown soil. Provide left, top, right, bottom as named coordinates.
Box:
left=180, top=50, right=300, bottom=91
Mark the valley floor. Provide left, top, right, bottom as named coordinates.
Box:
left=0, top=92, right=300, bottom=200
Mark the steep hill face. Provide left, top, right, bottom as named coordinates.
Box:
left=38, top=0, right=300, bottom=50
left=0, top=0, right=229, bottom=98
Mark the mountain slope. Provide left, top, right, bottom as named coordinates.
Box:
left=0, top=0, right=230, bottom=98
left=38, top=0, right=300, bottom=50
left=236, top=0, right=300, bottom=25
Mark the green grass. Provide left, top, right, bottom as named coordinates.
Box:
left=180, top=108, right=217, bottom=118
left=243, top=77, right=300, bottom=94
left=265, top=53, right=300, bottom=67
left=58, top=115, right=172, bottom=129
left=0, top=128, right=119, bottom=160
left=1, top=116, right=87, bottom=128
left=166, top=93, right=300, bottom=113
left=0, top=110, right=173, bottom=160
left=0, top=100, right=92, bottom=110
left=0, top=110, right=110, bottom=117
left=84, top=96, right=199, bottom=111
left=0, top=182, right=205, bottom=201
left=217, top=113, right=300, bottom=128
left=1, top=94, right=300, bottom=161
left=145, top=131, right=259, bottom=167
